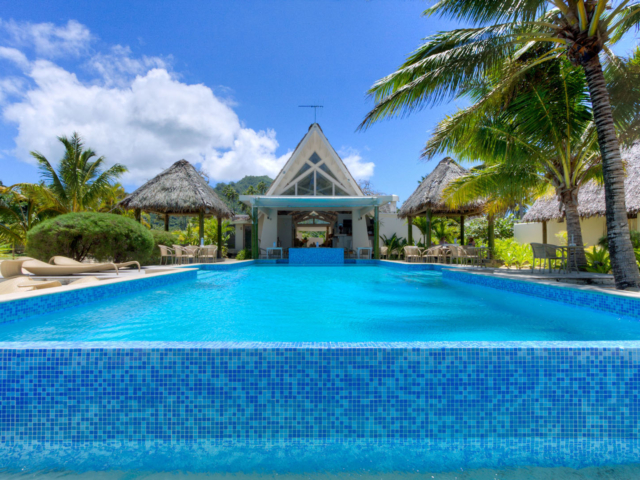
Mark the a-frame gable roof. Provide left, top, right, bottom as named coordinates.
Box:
left=267, top=123, right=364, bottom=197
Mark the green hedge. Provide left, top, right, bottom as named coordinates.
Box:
left=27, top=212, right=154, bottom=263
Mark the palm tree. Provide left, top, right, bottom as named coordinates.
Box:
left=360, top=0, right=640, bottom=288
left=430, top=57, right=603, bottom=268
left=0, top=183, right=63, bottom=246
left=31, top=133, right=127, bottom=213
left=256, top=181, right=269, bottom=195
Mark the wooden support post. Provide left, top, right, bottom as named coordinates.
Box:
left=134, top=208, right=141, bottom=223
left=407, top=216, right=413, bottom=245
left=488, top=214, right=495, bottom=255
left=460, top=215, right=465, bottom=245
left=252, top=206, right=258, bottom=259
left=164, top=214, right=170, bottom=232
left=374, top=206, right=380, bottom=260
left=426, top=210, right=432, bottom=248
left=217, top=215, right=222, bottom=259
left=199, top=211, right=205, bottom=245
left=542, top=221, right=548, bottom=244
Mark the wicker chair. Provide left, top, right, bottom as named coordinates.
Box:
left=403, top=246, right=423, bottom=263
left=158, top=245, right=175, bottom=265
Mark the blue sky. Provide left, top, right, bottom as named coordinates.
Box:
left=0, top=1, right=637, bottom=205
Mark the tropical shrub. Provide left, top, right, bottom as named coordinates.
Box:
left=493, top=238, right=532, bottom=270
left=586, top=247, right=612, bottom=274
left=380, top=233, right=406, bottom=259
left=235, top=249, right=252, bottom=260
left=27, top=212, right=154, bottom=263
left=465, top=214, right=516, bottom=244
left=598, top=231, right=640, bottom=250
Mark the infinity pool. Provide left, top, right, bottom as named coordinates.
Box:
left=1, top=265, right=637, bottom=342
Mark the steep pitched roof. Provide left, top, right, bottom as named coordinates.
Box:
left=398, top=157, right=486, bottom=218
left=266, top=123, right=364, bottom=197
left=119, top=159, right=232, bottom=217
left=522, top=141, right=640, bottom=222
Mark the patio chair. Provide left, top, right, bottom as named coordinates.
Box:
left=172, top=245, right=187, bottom=264
left=184, top=246, right=199, bottom=264
left=199, top=245, right=217, bottom=263
left=49, top=256, right=141, bottom=272
left=461, top=246, right=481, bottom=266
left=530, top=243, right=547, bottom=272
left=543, top=244, right=567, bottom=273
left=449, top=245, right=473, bottom=265
left=422, top=247, right=439, bottom=263
left=380, top=246, right=388, bottom=259
left=403, top=246, right=422, bottom=263
left=158, top=245, right=175, bottom=265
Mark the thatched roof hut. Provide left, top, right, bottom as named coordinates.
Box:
left=523, top=141, right=640, bottom=222
left=398, top=157, right=486, bottom=219
left=119, top=159, right=232, bottom=218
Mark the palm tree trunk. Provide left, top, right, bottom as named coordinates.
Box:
left=582, top=56, right=640, bottom=289
left=559, top=189, right=587, bottom=269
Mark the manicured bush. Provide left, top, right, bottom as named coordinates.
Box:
left=493, top=238, right=532, bottom=269
left=27, top=212, right=154, bottom=263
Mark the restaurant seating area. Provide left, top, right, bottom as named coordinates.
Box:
left=402, top=245, right=491, bottom=267
left=158, top=245, right=219, bottom=264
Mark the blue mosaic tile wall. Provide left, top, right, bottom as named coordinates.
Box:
left=1, top=344, right=639, bottom=448
left=0, top=269, right=196, bottom=324
left=443, top=269, right=640, bottom=319
left=289, top=248, right=344, bottom=265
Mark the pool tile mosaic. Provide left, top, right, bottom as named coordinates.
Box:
left=0, top=269, right=196, bottom=324
left=443, top=269, right=640, bottom=319
left=289, top=248, right=344, bottom=265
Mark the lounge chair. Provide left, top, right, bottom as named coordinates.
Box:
left=0, top=276, right=62, bottom=295
left=49, top=256, right=140, bottom=272
left=0, top=258, right=34, bottom=278
left=21, top=259, right=119, bottom=276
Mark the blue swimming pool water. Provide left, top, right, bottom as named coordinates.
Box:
left=0, top=265, right=638, bottom=342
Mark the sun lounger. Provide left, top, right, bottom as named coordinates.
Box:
left=22, top=259, right=119, bottom=276
left=49, top=256, right=140, bottom=271
left=0, top=258, right=34, bottom=278
left=0, top=276, right=62, bottom=295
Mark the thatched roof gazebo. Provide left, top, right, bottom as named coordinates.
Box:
left=399, top=157, right=486, bottom=247
left=119, top=159, right=232, bottom=253
left=522, top=141, right=640, bottom=242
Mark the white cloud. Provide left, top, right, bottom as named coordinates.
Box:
left=0, top=46, right=28, bottom=68
left=339, top=147, right=375, bottom=181
left=0, top=19, right=91, bottom=57
left=0, top=19, right=365, bottom=187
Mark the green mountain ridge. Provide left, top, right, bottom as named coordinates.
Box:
left=214, top=175, right=273, bottom=213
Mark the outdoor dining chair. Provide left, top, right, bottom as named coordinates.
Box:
left=403, top=246, right=423, bottom=263
left=199, top=245, right=217, bottom=263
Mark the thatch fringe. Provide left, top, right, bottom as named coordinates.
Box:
left=523, top=141, right=640, bottom=222
left=398, top=157, right=485, bottom=218
left=119, top=159, right=232, bottom=218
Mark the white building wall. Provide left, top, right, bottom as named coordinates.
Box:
left=352, top=212, right=370, bottom=249
left=233, top=224, right=244, bottom=251
left=379, top=214, right=422, bottom=246
left=515, top=217, right=608, bottom=246
left=259, top=214, right=278, bottom=249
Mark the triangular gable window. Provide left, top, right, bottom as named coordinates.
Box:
left=318, top=163, right=339, bottom=182
left=309, top=152, right=322, bottom=164
left=292, top=162, right=311, bottom=179
left=297, top=173, right=315, bottom=195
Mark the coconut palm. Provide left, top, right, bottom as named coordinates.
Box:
left=430, top=58, right=603, bottom=268
left=31, top=133, right=127, bottom=213
left=0, top=183, right=63, bottom=246
left=360, top=0, right=640, bottom=288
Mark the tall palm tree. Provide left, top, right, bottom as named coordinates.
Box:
left=430, top=58, right=602, bottom=268
left=360, top=0, right=640, bottom=288
left=31, top=133, right=127, bottom=213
